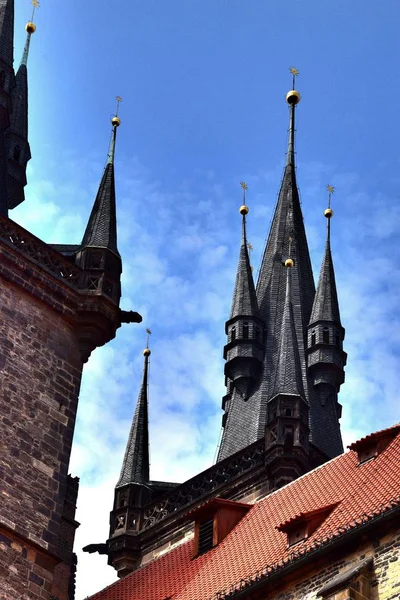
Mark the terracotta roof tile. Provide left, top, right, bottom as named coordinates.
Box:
left=89, top=427, right=400, bottom=600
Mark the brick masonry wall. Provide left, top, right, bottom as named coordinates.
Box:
left=0, top=276, right=84, bottom=599
left=262, top=526, right=400, bottom=600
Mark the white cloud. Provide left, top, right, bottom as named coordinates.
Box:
left=11, top=148, right=400, bottom=599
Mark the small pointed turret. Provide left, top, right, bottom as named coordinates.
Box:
left=76, top=101, right=122, bottom=304
left=117, top=347, right=150, bottom=487
left=81, top=118, right=120, bottom=255
left=108, top=339, right=153, bottom=577
left=307, top=187, right=346, bottom=458
left=271, top=251, right=305, bottom=399
left=6, top=18, right=35, bottom=209
left=223, top=183, right=264, bottom=404
left=265, top=251, right=310, bottom=489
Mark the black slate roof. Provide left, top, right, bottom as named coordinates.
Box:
left=271, top=266, right=305, bottom=399
left=81, top=127, right=119, bottom=255
left=309, top=222, right=341, bottom=326
left=117, top=353, right=150, bottom=487
left=229, top=215, right=260, bottom=320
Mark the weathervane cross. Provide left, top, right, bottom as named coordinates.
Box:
left=240, top=180, right=248, bottom=203
left=31, top=0, right=40, bottom=21
left=145, top=327, right=152, bottom=348
left=115, top=96, right=122, bottom=116
left=289, top=67, right=299, bottom=89
left=326, top=184, right=335, bottom=208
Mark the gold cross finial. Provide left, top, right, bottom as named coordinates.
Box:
left=31, top=0, right=39, bottom=21
left=115, top=96, right=122, bottom=116
left=289, top=67, right=299, bottom=88
left=240, top=180, right=248, bottom=202
left=145, top=327, right=152, bottom=348
left=326, top=184, right=334, bottom=208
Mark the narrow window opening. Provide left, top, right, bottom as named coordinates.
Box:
left=285, top=408, right=292, bottom=417
left=198, top=518, right=214, bottom=555
left=242, top=322, right=249, bottom=339
left=255, top=327, right=260, bottom=342
left=311, top=330, right=316, bottom=346
left=335, top=333, right=340, bottom=347
left=323, top=328, right=329, bottom=344
left=231, top=326, right=236, bottom=342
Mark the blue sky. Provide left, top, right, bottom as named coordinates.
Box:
left=12, top=0, right=400, bottom=597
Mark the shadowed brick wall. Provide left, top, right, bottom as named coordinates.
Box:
left=0, top=277, right=84, bottom=600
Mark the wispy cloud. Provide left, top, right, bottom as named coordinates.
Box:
left=12, top=147, right=400, bottom=599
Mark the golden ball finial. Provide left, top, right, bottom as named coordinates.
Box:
left=25, top=22, right=36, bottom=34
left=285, top=258, right=294, bottom=268
left=111, top=116, right=121, bottom=127
left=324, top=208, right=334, bottom=218
left=286, top=90, right=301, bottom=105
left=143, top=348, right=151, bottom=357
left=239, top=205, right=249, bottom=216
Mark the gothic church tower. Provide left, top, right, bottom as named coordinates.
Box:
left=0, top=4, right=141, bottom=599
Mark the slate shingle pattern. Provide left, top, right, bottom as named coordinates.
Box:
left=81, top=128, right=119, bottom=255
left=117, top=353, right=150, bottom=486
left=271, top=266, right=305, bottom=398
left=229, top=215, right=259, bottom=320
left=310, top=223, right=341, bottom=326
left=89, top=427, right=400, bottom=600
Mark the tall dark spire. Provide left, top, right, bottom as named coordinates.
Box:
left=230, top=197, right=260, bottom=321
left=81, top=115, right=120, bottom=255
left=272, top=256, right=305, bottom=399
left=309, top=193, right=341, bottom=326
left=307, top=188, right=346, bottom=459
left=218, top=71, right=318, bottom=461
left=117, top=347, right=150, bottom=487
left=6, top=19, right=36, bottom=209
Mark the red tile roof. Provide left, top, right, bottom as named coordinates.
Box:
left=89, top=427, right=400, bottom=600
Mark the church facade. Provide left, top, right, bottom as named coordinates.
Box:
left=0, top=1, right=399, bottom=600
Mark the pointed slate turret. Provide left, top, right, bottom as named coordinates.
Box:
left=309, top=216, right=341, bottom=326
left=307, top=200, right=346, bottom=458
left=265, top=260, right=310, bottom=487
left=117, top=348, right=150, bottom=487
left=272, top=261, right=305, bottom=399
left=6, top=21, right=35, bottom=209
left=81, top=122, right=119, bottom=256
left=76, top=111, right=122, bottom=305
left=223, top=195, right=264, bottom=407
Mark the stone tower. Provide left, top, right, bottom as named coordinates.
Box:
left=0, top=5, right=141, bottom=599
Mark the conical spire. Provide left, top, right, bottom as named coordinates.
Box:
left=310, top=191, right=341, bottom=326
left=117, top=345, right=151, bottom=487
left=256, top=70, right=315, bottom=396
left=271, top=251, right=305, bottom=398
left=81, top=105, right=121, bottom=255
left=230, top=185, right=260, bottom=320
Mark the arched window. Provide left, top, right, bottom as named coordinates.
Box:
left=243, top=322, right=249, bottom=339
left=311, top=330, right=316, bottom=346
left=231, top=326, right=236, bottom=342
left=13, top=145, right=21, bottom=162
left=323, top=328, right=329, bottom=344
